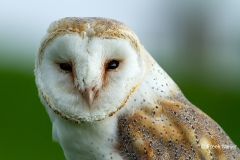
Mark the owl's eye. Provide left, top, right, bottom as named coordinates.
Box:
left=106, top=60, right=119, bottom=70
left=59, top=63, right=72, bottom=71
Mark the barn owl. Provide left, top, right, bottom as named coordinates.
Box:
left=35, top=17, right=240, bottom=160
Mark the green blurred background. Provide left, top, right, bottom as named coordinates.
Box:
left=1, top=1, right=239, bottom=160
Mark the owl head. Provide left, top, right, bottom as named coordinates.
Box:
left=35, top=17, right=145, bottom=123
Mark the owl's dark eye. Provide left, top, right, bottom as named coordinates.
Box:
left=106, top=60, right=119, bottom=70
left=59, top=63, right=72, bottom=71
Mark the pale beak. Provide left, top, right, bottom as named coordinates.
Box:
left=83, top=88, right=96, bottom=108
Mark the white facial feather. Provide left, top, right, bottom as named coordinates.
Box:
left=37, top=32, right=144, bottom=123
left=35, top=17, right=240, bottom=160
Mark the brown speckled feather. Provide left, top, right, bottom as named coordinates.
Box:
left=117, top=99, right=240, bottom=160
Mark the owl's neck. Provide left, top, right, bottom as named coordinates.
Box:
left=141, top=47, right=180, bottom=100
left=49, top=107, right=123, bottom=160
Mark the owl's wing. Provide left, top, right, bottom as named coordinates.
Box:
left=117, top=99, right=240, bottom=160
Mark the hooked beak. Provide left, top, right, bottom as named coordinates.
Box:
left=82, top=88, right=96, bottom=108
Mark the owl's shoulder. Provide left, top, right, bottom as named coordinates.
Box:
left=116, top=97, right=240, bottom=159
